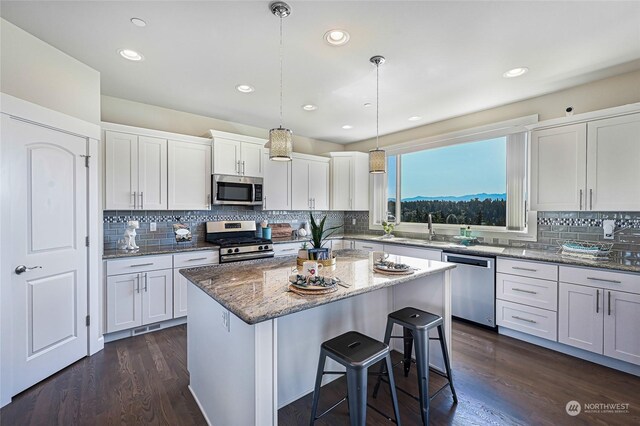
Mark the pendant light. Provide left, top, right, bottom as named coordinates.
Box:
left=266, top=1, right=293, bottom=162
left=369, top=55, right=386, bottom=173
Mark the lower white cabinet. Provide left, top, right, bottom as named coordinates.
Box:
left=274, top=242, right=301, bottom=256
left=559, top=279, right=640, bottom=366
left=354, top=241, right=383, bottom=252
left=383, top=244, right=441, bottom=261
left=496, top=299, right=558, bottom=341
left=106, top=269, right=172, bottom=333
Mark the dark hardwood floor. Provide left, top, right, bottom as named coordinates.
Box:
left=2, top=321, right=639, bottom=425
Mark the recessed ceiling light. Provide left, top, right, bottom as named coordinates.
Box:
left=342, top=125, right=353, bottom=130
left=408, top=116, right=422, bottom=121
left=503, top=67, right=529, bottom=78
left=363, top=103, right=372, bottom=108
left=302, top=104, right=318, bottom=111
left=130, top=18, right=147, bottom=27
left=118, top=49, right=144, bottom=61
left=236, top=84, right=255, bottom=93
left=324, top=29, right=350, bottom=46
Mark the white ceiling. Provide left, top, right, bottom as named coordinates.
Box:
left=2, top=1, right=640, bottom=144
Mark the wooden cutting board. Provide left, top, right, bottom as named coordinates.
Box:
left=270, top=223, right=293, bottom=239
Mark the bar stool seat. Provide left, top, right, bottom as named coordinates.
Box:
left=310, top=331, right=401, bottom=426
left=373, top=307, right=457, bottom=426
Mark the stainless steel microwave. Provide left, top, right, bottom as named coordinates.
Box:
left=212, top=174, right=263, bottom=206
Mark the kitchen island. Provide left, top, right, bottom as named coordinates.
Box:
left=181, top=249, right=455, bottom=426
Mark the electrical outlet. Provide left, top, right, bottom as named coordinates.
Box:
left=352, top=218, right=356, bottom=225
left=150, top=222, right=157, bottom=232
left=221, top=310, right=230, bottom=332
left=603, top=219, right=615, bottom=240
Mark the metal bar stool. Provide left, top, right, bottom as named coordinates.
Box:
left=309, top=330, right=402, bottom=426
left=372, top=307, right=458, bottom=426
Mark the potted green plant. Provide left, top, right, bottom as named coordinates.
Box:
left=308, top=213, right=342, bottom=261
left=298, top=242, right=309, bottom=260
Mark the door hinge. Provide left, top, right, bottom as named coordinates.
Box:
left=85, top=236, right=90, bottom=247
left=85, top=315, right=90, bottom=327
left=80, top=154, right=90, bottom=167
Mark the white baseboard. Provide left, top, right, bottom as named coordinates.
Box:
left=188, top=385, right=212, bottom=426
left=104, top=317, right=187, bottom=343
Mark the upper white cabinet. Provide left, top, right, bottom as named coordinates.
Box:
left=530, top=112, right=640, bottom=211
left=105, top=130, right=168, bottom=210
left=586, top=113, right=640, bottom=211
left=210, top=130, right=265, bottom=177
left=530, top=123, right=586, bottom=211
left=168, top=140, right=212, bottom=210
left=291, top=153, right=330, bottom=210
left=103, top=123, right=211, bottom=211
left=328, top=152, right=369, bottom=211
left=262, top=152, right=292, bottom=210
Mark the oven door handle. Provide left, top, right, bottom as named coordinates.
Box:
left=221, top=252, right=275, bottom=261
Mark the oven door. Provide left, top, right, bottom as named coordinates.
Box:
left=212, top=174, right=262, bottom=205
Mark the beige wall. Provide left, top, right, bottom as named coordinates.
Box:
left=101, top=95, right=344, bottom=155
left=0, top=19, right=101, bottom=125
left=348, top=69, right=640, bottom=152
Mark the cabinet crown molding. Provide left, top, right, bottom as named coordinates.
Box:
left=526, top=102, right=640, bottom=131
left=102, top=122, right=210, bottom=144
left=208, top=129, right=267, bottom=145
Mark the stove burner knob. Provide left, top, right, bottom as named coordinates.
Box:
left=263, top=245, right=270, bottom=250
left=227, top=249, right=233, bottom=254
left=258, top=246, right=263, bottom=251
left=234, top=248, right=240, bottom=253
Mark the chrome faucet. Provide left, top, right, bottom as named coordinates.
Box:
left=427, top=213, right=435, bottom=240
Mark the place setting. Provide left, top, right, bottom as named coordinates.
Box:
left=372, top=251, right=417, bottom=276
left=287, top=260, right=349, bottom=296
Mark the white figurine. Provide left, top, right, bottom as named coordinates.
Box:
left=123, top=220, right=140, bottom=250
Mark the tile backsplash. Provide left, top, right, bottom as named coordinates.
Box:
left=104, top=209, right=640, bottom=254
left=103, top=207, right=344, bottom=250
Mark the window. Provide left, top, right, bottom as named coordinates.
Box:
left=378, top=124, right=531, bottom=235
left=390, top=137, right=507, bottom=227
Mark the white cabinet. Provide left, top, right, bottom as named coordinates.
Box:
left=354, top=241, right=383, bottom=252
left=274, top=242, right=301, bottom=256
left=262, top=152, right=291, bottom=210
left=172, top=251, right=218, bottom=318
left=106, top=268, right=172, bottom=333
left=106, top=257, right=173, bottom=333
left=559, top=266, right=640, bottom=366
left=328, top=152, right=369, bottom=211
left=530, top=112, right=640, bottom=211
left=530, top=123, right=586, bottom=211
left=586, top=113, right=640, bottom=211
left=291, top=154, right=330, bottom=210
left=168, top=140, right=212, bottom=210
left=105, top=131, right=168, bottom=210
left=210, top=131, right=266, bottom=177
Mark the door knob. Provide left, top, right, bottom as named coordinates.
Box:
left=15, top=265, right=42, bottom=275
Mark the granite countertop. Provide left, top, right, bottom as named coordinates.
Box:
left=180, top=249, right=455, bottom=325
left=103, top=241, right=217, bottom=259
left=341, top=234, right=640, bottom=273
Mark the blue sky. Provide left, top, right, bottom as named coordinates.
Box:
left=388, top=137, right=506, bottom=199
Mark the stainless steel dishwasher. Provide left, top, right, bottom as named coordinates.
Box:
left=442, top=252, right=496, bottom=328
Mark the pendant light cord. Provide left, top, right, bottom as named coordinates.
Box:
left=376, top=62, right=379, bottom=150
left=279, top=13, right=284, bottom=129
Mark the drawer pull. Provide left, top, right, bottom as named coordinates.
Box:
left=361, top=245, right=374, bottom=249
left=512, top=315, right=537, bottom=324
left=512, top=288, right=538, bottom=295
left=281, top=248, right=296, bottom=252
left=512, top=266, right=537, bottom=272
left=130, top=263, right=154, bottom=268
left=587, top=277, right=622, bottom=284
left=186, top=257, right=208, bottom=262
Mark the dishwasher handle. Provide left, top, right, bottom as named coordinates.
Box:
left=443, top=254, right=491, bottom=268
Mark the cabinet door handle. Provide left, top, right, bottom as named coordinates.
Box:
left=264, top=196, right=267, bottom=210
left=242, top=161, right=246, bottom=175
left=596, top=289, right=600, bottom=314
left=512, top=266, right=537, bottom=272
left=512, top=288, right=538, bottom=295
left=133, top=191, right=137, bottom=209
left=512, top=315, right=537, bottom=324
left=186, top=257, right=208, bottom=262
left=361, top=245, right=373, bottom=249
left=608, top=291, right=611, bottom=316
left=587, top=277, right=622, bottom=284
left=144, top=272, right=148, bottom=292
left=207, top=194, right=211, bottom=207
left=130, top=262, right=154, bottom=268
left=589, top=189, right=593, bottom=210
left=236, top=160, right=240, bottom=174
left=313, top=198, right=316, bottom=209
left=281, top=248, right=296, bottom=252
left=140, top=192, right=144, bottom=210
left=579, top=189, right=583, bottom=210
left=136, top=274, right=140, bottom=293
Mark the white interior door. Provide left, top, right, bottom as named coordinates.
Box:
left=2, top=115, right=88, bottom=396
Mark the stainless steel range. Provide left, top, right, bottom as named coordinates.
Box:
left=205, top=221, right=274, bottom=263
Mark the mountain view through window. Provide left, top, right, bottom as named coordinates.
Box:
left=388, top=137, right=507, bottom=226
